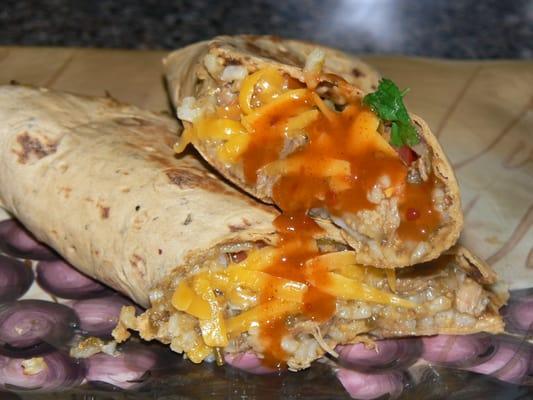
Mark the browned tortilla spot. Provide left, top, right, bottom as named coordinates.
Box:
left=99, top=206, right=110, bottom=219
left=13, top=132, right=58, bottom=164
left=183, top=214, right=193, bottom=225
left=164, top=167, right=232, bottom=195
left=146, top=153, right=175, bottom=169
left=242, top=38, right=302, bottom=67
left=228, top=224, right=246, bottom=232
left=166, top=167, right=202, bottom=189
left=129, top=254, right=147, bottom=278
left=103, top=92, right=123, bottom=108
left=229, top=217, right=253, bottom=232
left=352, top=68, right=363, bottom=77
left=58, top=187, right=72, bottom=199
left=225, top=58, right=243, bottom=66
left=115, top=117, right=149, bottom=127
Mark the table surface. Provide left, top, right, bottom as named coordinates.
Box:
left=1, top=0, right=532, bottom=59
left=0, top=46, right=531, bottom=291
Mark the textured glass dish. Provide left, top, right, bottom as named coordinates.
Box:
left=0, top=215, right=531, bottom=400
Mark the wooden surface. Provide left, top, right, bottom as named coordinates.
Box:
left=0, top=47, right=531, bottom=289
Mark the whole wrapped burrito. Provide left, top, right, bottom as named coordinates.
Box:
left=164, top=35, right=463, bottom=268
left=0, top=84, right=279, bottom=307
left=0, top=86, right=505, bottom=371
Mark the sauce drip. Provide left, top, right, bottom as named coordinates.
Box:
left=258, top=212, right=335, bottom=368
left=242, top=92, right=312, bottom=183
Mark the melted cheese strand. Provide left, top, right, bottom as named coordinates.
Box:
left=192, top=275, right=229, bottom=347
left=306, top=270, right=415, bottom=309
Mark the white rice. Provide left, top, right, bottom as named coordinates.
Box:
left=304, top=48, right=326, bottom=73
left=220, top=65, right=248, bottom=82
left=177, top=96, right=203, bottom=123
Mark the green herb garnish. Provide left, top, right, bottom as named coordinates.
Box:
left=363, top=78, right=420, bottom=147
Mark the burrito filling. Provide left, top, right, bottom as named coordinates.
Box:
left=175, top=54, right=453, bottom=266
left=114, top=212, right=503, bottom=370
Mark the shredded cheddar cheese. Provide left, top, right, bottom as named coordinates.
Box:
left=305, top=270, right=414, bottom=309
left=241, top=88, right=312, bottom=128
left=225, top=267, right=308, bottom=302
left=237, top=247, right=278, bottom=271
left=173, top=126, right=195, bottom=154
left=192, top=275, right=228, bottom=347
left=239, top=67, right=285, bottom=114
left=171, top=246, right=413, bottom=363
left=172, top=281, right=211, bottom=319
left=283, top=109, right=319, bottom=135
left=349, top=109, right=398, bottom=157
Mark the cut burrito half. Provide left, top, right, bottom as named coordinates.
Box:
left=165, top=35, right=463, bottom=268
left=0, top=86, right=505, bottom=372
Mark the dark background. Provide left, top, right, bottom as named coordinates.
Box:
left=1, top=0, right=532, bottom=59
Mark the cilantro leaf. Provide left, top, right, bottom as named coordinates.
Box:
left=363, top=78, right=420, bottom=147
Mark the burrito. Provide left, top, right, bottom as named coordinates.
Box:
left=0, top=86, right=505, bottom=371
left=164, top=35, right=463, bottom=268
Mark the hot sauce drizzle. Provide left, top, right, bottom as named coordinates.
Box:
left=211, top=71, right=442, bottom=366
left=259, top=212, right=335, bottom=368
left=240, top=79, right=440, bottom=242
